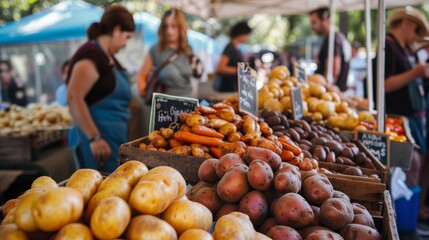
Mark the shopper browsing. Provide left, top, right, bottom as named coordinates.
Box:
left=309, top=7, right=351, bottom=92
left=214, top=21, right=252, bottom=92
left=0, top=60, right=28, bottom=107
left=66, top=6, right=135, bottom=172
left=55, top=60, right=69, bottom=106
left=137, top=9, right=201, bottom=98
left=381, top=7, right=429, bottom=219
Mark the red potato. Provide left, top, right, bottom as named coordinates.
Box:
left=298, top=226, right=332, bottom=239
left=340, top=224, right=382, bottom=240
left=306, top=230, right=343, bottom=240
left=258, top=218, right=278, bottom=234
left=198, top=158, right=220, bottom=183
left=273, top=164, right=301, bottom=194
left=193, top=187, right=222, bottom=214
left=310, top=205, right=321, bottom=226
left=266, top=225, right=302, bottom=240
left=247, top=160, right=274, bottom=191
left=301, top=170, right=318, bottom=182
left=187, top=181, right=213, bottom=200
left=214, top=203, right=239, bottom=221
left=243, top=147, right=281, bottom=171
left=320, top=198, right=354, bottom=231
left=274, top=193, right=314, bottom=229
left=352, top=203, right=375, bottom=228
left=238, top=191, right=268, bottom=226
left=302, top=174, right=334, bottom=206
left=215, top=153, right=245, bottom=178
left=217, top=164, right=250, bottom=203
left=333, top=190, right=350, bottom=202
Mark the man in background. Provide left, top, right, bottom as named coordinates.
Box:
left=0, top=60, right=27, bottom=107
left=309, top=7, right=351, bottom=92
left=55, top=60, right=69, bottom=106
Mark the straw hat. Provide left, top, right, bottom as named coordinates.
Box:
left=388, top=6, right=429, bottom=37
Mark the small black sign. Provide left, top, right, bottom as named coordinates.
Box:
left=290, top=85, right=303, bottom=120
left=238, top=62, right=258, bottom=117
left=149, top=93, right=199, bottom=132
left=295, top=64, right=307, bottom=83
left=355, top=130, right=390, bottom=167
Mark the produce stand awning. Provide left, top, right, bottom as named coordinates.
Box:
left=158, top=0, right=425, bottom=19
left=0, top=0, right=103, bottom=46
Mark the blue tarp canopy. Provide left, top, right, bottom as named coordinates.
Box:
left=0, top=0, right=103, bottom=46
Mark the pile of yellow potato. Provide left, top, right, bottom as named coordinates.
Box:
left=0, top=104, right=73, bottom=132
left=1, top=161, right=271, bottom=240
left=258, top=66, right=375, bottom=131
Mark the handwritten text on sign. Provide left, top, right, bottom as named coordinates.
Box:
left=356, top=130, right=389, bottom=166
left=149, top=93, right=199, bottom=132
left=238, top=62, right=258, bottom=117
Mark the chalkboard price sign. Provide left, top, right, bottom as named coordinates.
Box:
left=290, top=85, right=304, bottom=120
left=238, top=62, right=258, bottom=117
left=295, top=64, right=307, bottom=83
left=149, top=93, right=199, bottom=132
left=355, top=130, right=390, bottom=167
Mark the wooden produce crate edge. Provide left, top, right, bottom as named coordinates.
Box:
left=118, top=137, right=205, bottom=183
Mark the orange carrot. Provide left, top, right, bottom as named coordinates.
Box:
left=191, top=125, right=224, bottom=139
left=174, top=131, right=223, bottom=147
left=210, top=147, right=222, bottom=158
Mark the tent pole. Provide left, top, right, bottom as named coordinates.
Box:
left=327, top=0, right=335, bottom=84
left=365, top=0, right=374, bottom=113
left=32, top=45, right=42, bottom=103
left=376, top=0, right=386, bottom=133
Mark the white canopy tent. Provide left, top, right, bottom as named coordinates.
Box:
left=158, top=0, right=425, bottom=19
left=159, top=0, right=426, bottom=132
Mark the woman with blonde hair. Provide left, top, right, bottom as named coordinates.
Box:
left=137, top=9, right=200, bottom=99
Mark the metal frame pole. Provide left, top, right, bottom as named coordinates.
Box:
left=327, top=0, right=335, bottom=84
left=376, top=0, right=386, bottom=132
left=365, top=0, right=374, bottom=113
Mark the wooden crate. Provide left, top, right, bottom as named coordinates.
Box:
left=374, top=191, right=399, bottom=240
left=323, top=172, right=386, bottom=215
left=318, top=140, right=389, bottom=184
left=118, top=137, right=205, bottom=183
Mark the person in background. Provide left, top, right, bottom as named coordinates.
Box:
left=309, top=7, right=351, bottom=92
left=348, top=42, right=366, bottom=97
left=379, top=7, right=429, bottom=220
left=67, top=5, right=135, bottom=172
left=55, top=60, right=69, bottom=106
left=137, top=9, right=201, bottom=98
left=0, top=60, right=27, bottom=107
left=214, top=21, right=252, bottom=92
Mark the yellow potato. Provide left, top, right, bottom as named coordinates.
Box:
left=31, top=176, right=58, bottom=189
left=212, top=212, right=256, bottom=240
left=66, top=169, right=103, bottom=205
left=218, top=123, right=237, bottom=137
left=126, top=215, right=177, bottom=240
left=0, top=224, right=28, bottom=240
left=33, top=187, right=84, bottom=232
left=85, top=186, right=129, bottom=221
left=90, top=196, right=130, bottom=240
left=94, top=176, right=132, bottom=201
left=129, top=180, right=177, bottom=215
left=186, top=114, right=208, bottom=127
left=55, top=223, right=93, bottom=240
left=101, top=160, right=148, bottom=189
left=2, top=208, right=16, bottom=225
left=179, top=229, right=213, bottom=240
left=216, top=109, right=235, bottom=122
left=15, top=191, right=43, bottom=232
left=2, top=199, right=20, bottom=217
left=162, top=199, right=213, bottom=234
left=142, top=166, right=186, bottom=198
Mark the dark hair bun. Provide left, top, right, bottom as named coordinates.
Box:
left=87, top=22, right=103, bottom=40
left=230, top=21, right=252, bottom=38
